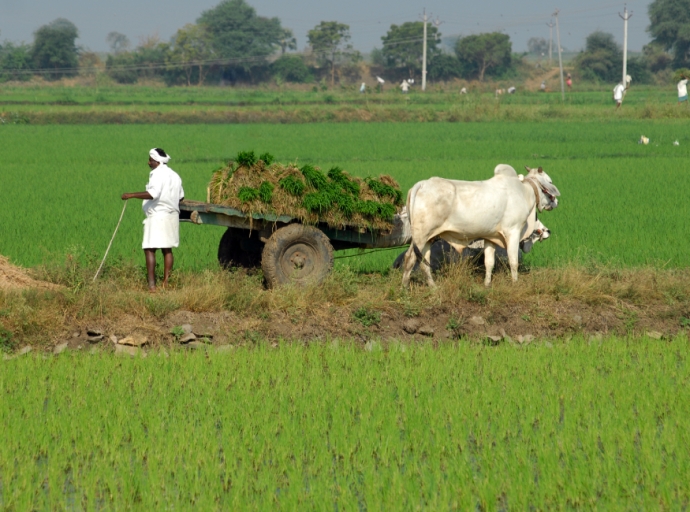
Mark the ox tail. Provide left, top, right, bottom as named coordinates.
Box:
left=406, top=180, right=424, bottom=228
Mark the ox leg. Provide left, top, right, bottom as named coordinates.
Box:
left=419, top=243, right=436, bottom=287
left=484, top=242, right=496, bottom=287
left=506, top=236, right=520, bottom=282
left=401, top=245, right=417, bottom=288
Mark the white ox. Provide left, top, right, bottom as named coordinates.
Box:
left=401, top=165, right=560, bottom=287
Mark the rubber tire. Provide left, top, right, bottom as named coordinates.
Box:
left=261, top=224, right=334, bottom=289
left=218, top=228, right=263, bottom=269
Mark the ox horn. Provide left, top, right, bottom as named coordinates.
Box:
left=524, top=166, right=531, bottom=172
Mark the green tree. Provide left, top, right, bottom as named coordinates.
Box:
left=271, top=54, right=311, bottom=83
left=428, top=53, right=462, bottom=81
left=643, top=42, right=672, bottom=72
left=0, top=41, right=32, bottom=82
left=307, top=21, right=353, bottom=86
left=168, top=24, right=214, bottom=86
left=455, top=32, right=512, bottom=81
left=106, top=32, right=130, bottom=54
left=198, top=0, right=283, bottom=77
left=574, top=31, right=621, bottom=82
left=648, top=0, right=690, bottom=67
left=381, top=22, right=440, bottom=78
left=31, top=18, right=79, bottom=79
left=279, top=29, right=297, bottom=55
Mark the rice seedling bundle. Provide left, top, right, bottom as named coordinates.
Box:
left=208, top=151, right=404, bottom=231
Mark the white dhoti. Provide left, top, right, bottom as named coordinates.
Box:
left=142, top=213, right=179, bottom=249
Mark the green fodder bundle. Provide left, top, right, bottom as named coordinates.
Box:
left=208, top=151, right=404, bottom=230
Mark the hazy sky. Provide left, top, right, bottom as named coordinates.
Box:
left=0, top=0, right=652, bottom=54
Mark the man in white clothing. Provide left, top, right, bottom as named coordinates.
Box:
left=122, top=148, right=184, bottom=291
left=678, top=75, right=688, bottom=104
left=613, top=75, right=631, bottom=108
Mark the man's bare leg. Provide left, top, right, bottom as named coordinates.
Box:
left=145, top=249, right=157, bottom=291
left=162, top=248, right=173, bottom=289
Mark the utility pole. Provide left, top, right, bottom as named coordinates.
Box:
left=421, top=9, right=428, bottom=91
left=619, top=5, right=632, bottom=96
left=546, top=20, right=555, bottom=67
left=553, top=9, right=565, bottom=101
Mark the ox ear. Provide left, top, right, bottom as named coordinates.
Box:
left=538, top=167, right=543, bottom=173
left=524, top=166, right=531, bottom=172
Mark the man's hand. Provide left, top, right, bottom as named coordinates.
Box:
left=121, top=192, right=154, bottom=201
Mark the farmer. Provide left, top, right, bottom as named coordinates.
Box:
left=678, top=74, right=688, bottom=105
left=566, top=73, right=572, bottom=91
left=400, top=80, right=410, bottom=93
left=121, top=148, right=184, bottom=292
left=613, top=75, right=631, bottom=109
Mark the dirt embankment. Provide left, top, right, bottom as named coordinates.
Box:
left=0, top=256, right=61, bottom=291
left=2, top=258, right=689, bottom=353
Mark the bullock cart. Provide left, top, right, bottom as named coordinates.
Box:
left=179, top=200, right=410, bottom=288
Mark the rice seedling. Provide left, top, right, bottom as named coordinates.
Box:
left=1, top=338, right=688, bottom=509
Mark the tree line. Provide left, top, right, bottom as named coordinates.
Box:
left=0, top=0, right=519, bottom=86
left=2, top=0, right=690, bottom=86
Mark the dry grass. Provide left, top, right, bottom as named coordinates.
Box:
left=2, top=258, right=690, bottom=351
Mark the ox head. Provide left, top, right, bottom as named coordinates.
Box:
left=525, top=166, right=560, bottom=211
left=520, top=219, right=551, bottom=254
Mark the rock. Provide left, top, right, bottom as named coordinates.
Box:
left=86, top=328, right=102, bottom=337
left=216, top=345, right=234, bottom=353
left=516, top=334, right=535, bottom=344
left=87, top=335, right=104, bottom=343
left=109, top=335, right=118, bottom=345
left=179, top=333, right=197, bottom=344
left=193, top=332, right=213, bottom=340
left=72, top=332, right=80, bottom=338
left=646, top=330, right=663, bottom=340
left=499, top=329, right=512, bottom=343
left=469, top=316, right=485, bottom=326
left=17, top=346, right=32, bottom=356
left=418, top=325, right=435, bottom=337
left=53, top=343, right=68, bottom=354
left=117, top=335, right=148, bottom=347
left=181, top=324, right=193, bottom=335
left=115, top=344, right=139, bottom=357
left=485, top=335, right=502, bottom=343
left=403, top=319, right=421, bottom=334
left=185, top=341, right=209, bottom=350
left=572, top=315, right=583, bottom=325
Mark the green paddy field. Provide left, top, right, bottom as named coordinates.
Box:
left=1, top=120, right=689, bottom=273
left=2, top=86, right=690, bottom=510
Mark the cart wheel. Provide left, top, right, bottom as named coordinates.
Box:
left=218, top=228, right=263, bottom=269
left=262, top=224, right=333, bottom=288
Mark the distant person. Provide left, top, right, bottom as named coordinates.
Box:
left=400, top=80, right=410, bottom=93
left=360, top=82, right=366, bottom=93
left=121, top=148, right=184, bottom=292
left=566, top=73, right=572, bottom=90
left=539, top=81, right=546, bottom=92
left=613, top=75, right=631, bottom=109
left=678, top=74, right=688, bottom=104
left=460, top=87, right=467, bottom=94
left=507, top=86, right=516, bottom=94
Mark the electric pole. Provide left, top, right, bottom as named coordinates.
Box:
left=546, top=20, right=555, bottom=67
left=554, top=9, right=565, bottom=101
left=421, top=9, right=428, bottom=91
left=619, top=5, right=632, bottom=96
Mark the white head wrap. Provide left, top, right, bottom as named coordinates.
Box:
left=149, top=148, right=171, bottom=164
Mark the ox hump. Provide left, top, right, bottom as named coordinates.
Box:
left=493, top=164, right=518, bottom=178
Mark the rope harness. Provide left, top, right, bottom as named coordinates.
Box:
left=93, top=200, right=129, bottom=282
